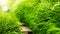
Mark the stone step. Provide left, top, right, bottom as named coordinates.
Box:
left=21, top=26, right=32, bottom=34
left=19, top=22, right=32, bottom=34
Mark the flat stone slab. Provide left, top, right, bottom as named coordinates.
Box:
left=21, top=26, right=32, bottom=32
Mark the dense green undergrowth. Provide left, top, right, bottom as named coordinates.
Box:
left=0, top=11, right=21, bottom=34
left=11, top=0, right=60, bottom=34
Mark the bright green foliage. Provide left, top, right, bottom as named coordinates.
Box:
left=47, top=29, right=60, bottom=34
left=0, top=12, right=21, bottom=34
left=13, top=0, right=60, bottom=34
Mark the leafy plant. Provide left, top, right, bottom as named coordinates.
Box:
left=13, top=0, right=60, bottom=34
left=0, top=12, right=21, bottom=34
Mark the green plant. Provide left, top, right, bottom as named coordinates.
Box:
left=0, top=12, right=21, bottom=34
left=13, top=0, right=60, bottom=34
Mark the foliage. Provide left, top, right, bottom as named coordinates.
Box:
left=0, top=12, right=21, bottom=34
left=13, top=0, right=60, bottom=34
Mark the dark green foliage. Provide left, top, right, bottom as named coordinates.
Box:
left=13, top=0, right=60, bottom=34
left=5, top=31, right=19, bottom=34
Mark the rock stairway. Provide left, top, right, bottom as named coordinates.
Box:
left=21, top=23, right=32, bottom=34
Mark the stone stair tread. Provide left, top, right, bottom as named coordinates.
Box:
left=21, top=26, right=32, bottom=32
